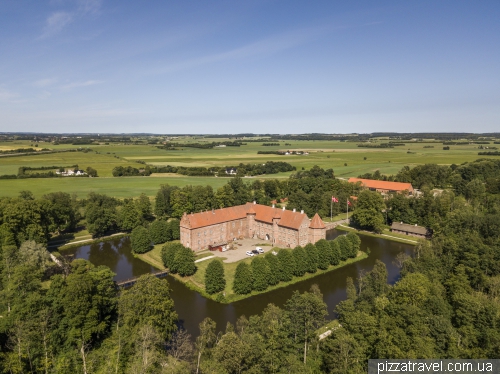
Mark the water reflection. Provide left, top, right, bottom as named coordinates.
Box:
left=64, top=230, right=413, bottom=337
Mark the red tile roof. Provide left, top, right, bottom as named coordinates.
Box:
left=309, top=213, right=326, bottom=229
left=348, top=178, right=413, bottom=192
left=181, top=203, right=313, bottom=230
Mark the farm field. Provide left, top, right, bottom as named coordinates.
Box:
left=0, top=137, right=498, bottom=199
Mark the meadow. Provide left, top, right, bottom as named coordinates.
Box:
left=0, top=136, right=497, bottom=198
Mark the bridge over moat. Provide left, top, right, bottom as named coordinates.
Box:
left=116, top=270, right=168, bottom=288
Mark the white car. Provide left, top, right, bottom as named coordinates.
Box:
left=256, top=247, right=264, bottom=254
left=246, top=251, right=254, bottom=257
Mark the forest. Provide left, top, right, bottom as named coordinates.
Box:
left=0, top=158, right=499, bottom=372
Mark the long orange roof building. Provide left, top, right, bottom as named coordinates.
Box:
left=348, top=178, right=414, bottom=195
left=180, top=202, right=326, bottom=251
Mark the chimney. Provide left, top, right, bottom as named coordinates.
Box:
left=300, top=210, right=304, bottom=214
left=272, top=204, right=275, bottom=208
left=212, top=209, right=215, bottom=214
left=293, top=208, right=296, bottom=212
left=253, top=201, right=256, bottom=204
left=282, top=206, right=285, bottom=211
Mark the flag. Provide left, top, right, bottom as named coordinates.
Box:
left=332, top=196, right=339, bottom=203
left=347, top=200, right=352, bottom=206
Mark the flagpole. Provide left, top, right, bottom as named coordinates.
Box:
left=346, top=198, right=349, bottom=222
left=330, top=197, right=333, bottom=222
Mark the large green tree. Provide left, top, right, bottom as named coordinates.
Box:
left=233, top=262, right=253, bottom=295
left=251, top=256, right=270, bottom=291
left=130, top=226, right=151, bottom=254
left=350, top=190, right=385, bottom=233
left=205, top=260, right=225, bottom=295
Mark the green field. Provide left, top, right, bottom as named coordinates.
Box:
left=1, top=137, right=497, bottom=198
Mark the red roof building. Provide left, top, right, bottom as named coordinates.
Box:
left=348, top=178, right=414, bottom=195
left=180, top=203, right=326, bottom=251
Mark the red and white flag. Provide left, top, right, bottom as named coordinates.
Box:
left=332, top=196, right=339, bottom=203
left=347, top=200, right=352, bottom=206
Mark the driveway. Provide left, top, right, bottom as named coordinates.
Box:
left=208, top=238, right=281, bottom=263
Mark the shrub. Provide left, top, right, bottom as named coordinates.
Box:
left=205, top=260, right=225, bottom=294
left=292, top=246, right=307, bottom=277
left=346, top=232, right=361, bottom=258
left=130, top=226, right=151, bottom=254
left=337, top=236, right=352, bottom=261
left=329, top=240, right=340, bottom=265
left=168, top=219, right=180, bottom=240
left=304, top=243, right=318, bottom=274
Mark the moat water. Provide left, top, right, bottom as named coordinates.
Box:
left=63, top=230, right=414, bottom=338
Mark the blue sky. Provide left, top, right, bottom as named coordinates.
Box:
left=1, top=1, right=499, bottom=134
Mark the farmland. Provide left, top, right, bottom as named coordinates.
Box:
left=0, top=136, right=498, bottom=198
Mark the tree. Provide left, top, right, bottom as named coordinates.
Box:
left=350, top=190, right=385, bottom=233
left=336, top=236, right=352, bottom=261
left=172, top=246, right=196, bottom=276
left=42, top=192, right=78, bottom=233
left=264, top=252, right=280, bottom=285
left=86, top=167, right=98, bottom=177
left=136, top=193, right=153, bottom=222
left=277, top=248, right=295, bottom=282
left=154, top=184, right=177, bottom=218
left=346, top=232, right=361, bottom=258
left=149, top=220, right=170, bottom=244
left=168, top=219, right=181, bottom=240
left=285, top=287, right=328, bottom=364
left=161, top=242, right=184, bottom=270
left=85, top=193, right=118, bottom=237
left=118, top=274, right=178, bottom=340
left=130, top=226, right=151, bottom=254
left=195, top=318, right=217, bottom=374
left=205, top=260, right=225, bottom=294
left=251, top=256, right=270, bottom=291
left=329, top=240, right=341, bottom=265
left=292, top=246, right=307, bottom=277
left=118, top=199, right=141, bottom=231
left=304, top=243, right=318, bottom=273
left=315, top=239, right=331, bottom=270
left=233, top=262, right=253, bottom=294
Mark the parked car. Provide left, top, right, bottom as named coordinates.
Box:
left=256, top=247, right=264, bottom=254
left=251, top=249, right=260, bottom=255
left=246, top=251, right=254, bottom=257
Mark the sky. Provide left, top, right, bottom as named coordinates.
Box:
left=0, top=0, right=499, bottom=134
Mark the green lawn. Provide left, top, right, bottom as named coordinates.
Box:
left=137, top=245, right=368, bottom=303
left=1, top=137, right=497, bottom=199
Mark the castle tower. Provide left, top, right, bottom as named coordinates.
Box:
left=308, top=213, right=326, bottom=244
left=246, top=206, right=256, bottom=238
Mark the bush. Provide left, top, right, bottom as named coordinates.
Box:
left=233, top=262, right=253, bottom=294
left=336, top=236, right=352, bottom=261
left=205, top=260, right=225, bottom=294
left=130, top=226, right=151, bottom=254
left=173, top=246, right=196, bottom=276
left=161, top=242, right=184, bottom=270
left=149, top=220, right=170, bottom=244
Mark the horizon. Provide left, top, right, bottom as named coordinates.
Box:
left=1, top=1, right=499, bottom=133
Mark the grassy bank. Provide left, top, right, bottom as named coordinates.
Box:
left=137, top=247, right=368, bottom=304
left=335, top=225, right=419, bottom=245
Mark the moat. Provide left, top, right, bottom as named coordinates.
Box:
left=62, top=229, right=414, bottom=337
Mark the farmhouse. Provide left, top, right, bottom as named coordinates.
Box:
left=180, top=202, right=326, bottom=251
left=348, top=178, right=414, bottom=195
left=391, top=222, right=431, bottom=239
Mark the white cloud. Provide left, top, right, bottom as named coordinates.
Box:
left=39, top=11, right=74, bottom=39
left=78, top=0, right=102, bottom=15
left=0, top=86, right=19, bottom=101
left=60, top=80, right=104, bottom=90
left=34, top=78, right=57, bottom=87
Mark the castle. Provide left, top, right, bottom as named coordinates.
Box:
left=180, top=202, right=326, bottom=251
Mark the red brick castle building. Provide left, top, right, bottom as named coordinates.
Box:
left=180, top=202, right=326, bottom=251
